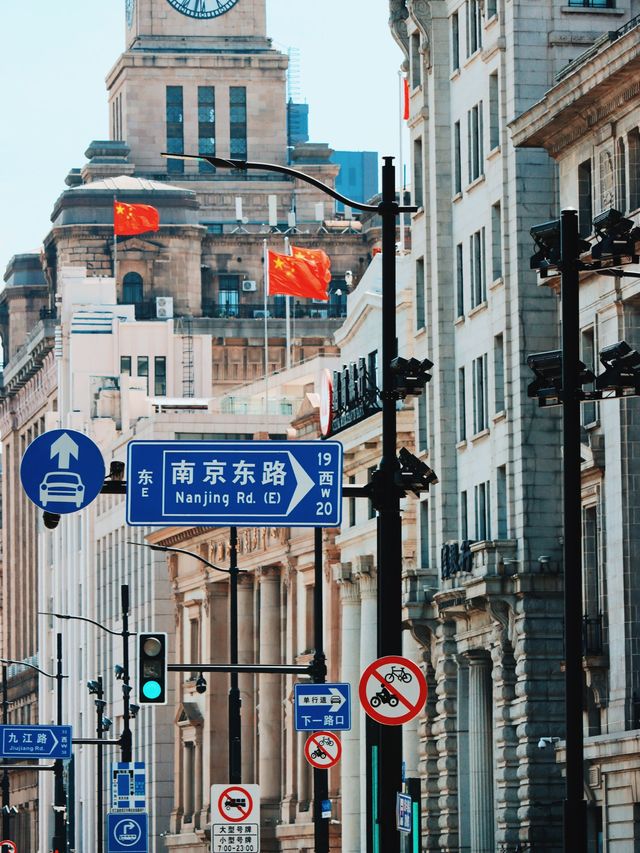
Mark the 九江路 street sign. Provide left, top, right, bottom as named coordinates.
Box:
left=294, top=682, right=351, bottom=731
left=126, top=440, right=342, bottom=527
left=20, top=429, right=105, bottom=514
left=0, top=725, right=72, bottom=759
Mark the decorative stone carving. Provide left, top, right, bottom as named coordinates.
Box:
left=389, top=0, right=410, bottom=57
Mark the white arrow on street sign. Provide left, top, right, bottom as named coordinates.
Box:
left=286, top=452, right=315, bottom=515
left=50, top=432, right=79, bottom=469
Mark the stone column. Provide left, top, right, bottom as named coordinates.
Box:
left=338, top=573, right=361, bottom=853
left=468, top=653, right=494, bottom=853
left=358, top=571, right=377, bottom=844
left=258, top=567, right=282, bottom=807
left=238, top=573, right=255, bottom=783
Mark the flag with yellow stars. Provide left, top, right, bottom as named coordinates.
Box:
left=268, top=250, right=329, bottom=301
left=113, top=200, right=160, bottom=236
left=290, top=245, right=332, bottom=285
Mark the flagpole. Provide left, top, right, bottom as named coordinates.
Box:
left=263, top=239, right=270, bottom=419
left=284, top=236, right=292, bottom=370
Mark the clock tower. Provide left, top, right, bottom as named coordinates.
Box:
left=107, top=0, right=287, bottom=181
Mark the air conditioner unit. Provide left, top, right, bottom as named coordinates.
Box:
left=156, top=296, right=174, bottom=319
left=242, top=280, right=257, bottom=292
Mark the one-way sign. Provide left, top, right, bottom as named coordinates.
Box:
left=0, top=725, right=72, bottom=759
left=126, top=440, right=343, bottom=527
left=294, top=683, right=351, bottom=731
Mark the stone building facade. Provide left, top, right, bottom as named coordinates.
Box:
left=389, top=0, right=639, bottom=850
left=512, top=14, right=640, bottom=849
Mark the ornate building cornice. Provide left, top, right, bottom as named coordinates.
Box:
left=389, top=0, right=410, bottom=58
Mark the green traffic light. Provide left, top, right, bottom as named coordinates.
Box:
left=142, top=680, right=162, bottom=700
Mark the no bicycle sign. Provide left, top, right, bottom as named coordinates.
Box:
left=359, top=655, right=427, bottom=726
left=304, top=731, right=342, bottom=770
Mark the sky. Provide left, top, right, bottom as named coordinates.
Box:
left=0, top=0, right=406, bottom=267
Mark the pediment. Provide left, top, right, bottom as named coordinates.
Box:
left=118, top=237, right=164, bottom=254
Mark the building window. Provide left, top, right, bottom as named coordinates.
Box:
left=458, top=366, right=467, bottom=441
left=166, top=85, right=184, bottom=174
left=466, top=0, right=482, bottom=56
left=189, top=618, right=200, bottom=679
left=183, top=742, right=195, bottom=822
left=489, top=71, right=499, bottom=150
left=472, top=354, right=488, bottom=434
left=616, top=138, right=627, bottom=212
left=494, top=333, right=505, bottom=413
left=581, top=326, right=598, bottom=425
left=120, top=356, right=131, bottom=375
left=416, top=257, right=425, bottom=329
left=348, top=475, right=356, bottom=527
left=411, top=33, right=421, bottom=89
left=123, top=272, right=143, bottom=306
left=137, top=356, right=149, bottom=393
left=460, top=490, right=468, bottom=540
left=470, top=227, right=486, bottom=307
left=413, top=137, right=424, bottom=208
left=497, top=465, right=508, bottom=539
left=629, top=129, right=640, bottom=212
left=420, top=500, right=430, bottom=567
left=474, top=480, right=491, bottom=541
left=218, top=275, right=240, bottom=314
left=451, top=12, right=460, bottom=71
left=454, top=121, right=462, bottom=195
left=467, top=102, right=484, bottom=183
left=600, top=149, right=615, bottom=211
left=456, top=242, right=464, bottom=317
left=582, top=502, right=601, bottom=617
left=486, top=0, right=497, bottom=16
left=491, top=201, right=502, bottom=280
left=418, top=392, right=428, bottom=452
left=578, top=159, right=593, bottom=237
left=368, top=349, right=379, bottom=394
left=198, top=86, right=216, bottom=173
left=568, top=0, right=614, bottom=6
left=230, top=86, right=247, bottom=159
left=154, top=356, right=167, bottom=396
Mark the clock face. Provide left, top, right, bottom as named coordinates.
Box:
left=126, top=0, right=135, bottom=28
left=166, top=0, right=240, bottom=18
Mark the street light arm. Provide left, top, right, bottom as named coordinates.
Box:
left=38, top=612, right=125, bottom=637
left=161, top=152, right=419, bottom=215
left=0, top=658, right=64, bottom=680
left=128, top=540, right=235, bottom=575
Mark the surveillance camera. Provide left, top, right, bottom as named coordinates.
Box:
left=195, top=674, right=207, bottom=694
left=538, top=737, right=549, bottom=749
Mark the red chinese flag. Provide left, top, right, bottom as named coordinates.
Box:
left=290, top=245, right=332, bottom=285
left=113, top=201, right=160, bottom=236
left=268, top=251, right=329, bottom=301
left=403, top=77, right=410, bottom=121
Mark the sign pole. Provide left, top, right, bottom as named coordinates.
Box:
left=96, top=676, right=104, bottom=853
left=312, top=527, right=330, bottom=853
left=228, top=527, right=242, bottom=784
left=120, top=586, right=133, bottom=763
left=52, top=633, right=68, bottom=853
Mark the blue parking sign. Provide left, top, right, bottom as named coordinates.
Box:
left=107, top=812, right=148, bottom=853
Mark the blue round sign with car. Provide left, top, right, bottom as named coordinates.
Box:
left=20, top=429, right=106, bottom=514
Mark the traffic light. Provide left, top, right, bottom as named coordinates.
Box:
left=138, top=632, right=167, bottom=704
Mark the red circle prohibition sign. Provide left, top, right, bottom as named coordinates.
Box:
left=217, top=785, right=254, bottom=823
left=304, top=731, right=342, bottom=769
left=359, top=655, right=427, bottom=726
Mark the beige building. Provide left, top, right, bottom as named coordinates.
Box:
left=512, top=14, right=640, bottom=849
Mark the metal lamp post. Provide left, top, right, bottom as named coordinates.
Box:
left=1, top=634, right=68, bottom=853
left=161, top=150, right=416, bottom=853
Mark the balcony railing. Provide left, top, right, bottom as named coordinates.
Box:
left=201, top=300, right=347, bottom=320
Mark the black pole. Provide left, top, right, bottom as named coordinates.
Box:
left=120, top=585, right=132, bottom=763
left=228, top=527, right=242, bottom=784
left=312, top=527, right=329, bottom=853
left=96, top=676, right=104, bottom=853
left=560, top=208, right=586, bottom=850
left=1, top=665, right=10, bottom=845
left=52, top=632, right=67, bottom=853
left=377, top=155, right=403, bottom=853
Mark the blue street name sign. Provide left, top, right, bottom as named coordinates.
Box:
left=126, top=440, right=343, bottom=527
left=0, top=725, right=72, bottom=759
left=396, top=793, right=412, bottom=834
left=107, top=812, right=148, bottom=853
left=294, top=683, right=351, bottom=731
left=20, top=429, right=105, bottom=514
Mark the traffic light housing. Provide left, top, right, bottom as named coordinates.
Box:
left=138, top=632, right=167, bottom=704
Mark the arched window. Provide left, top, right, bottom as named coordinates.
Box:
left=122, top=272, right=143, bottom=305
